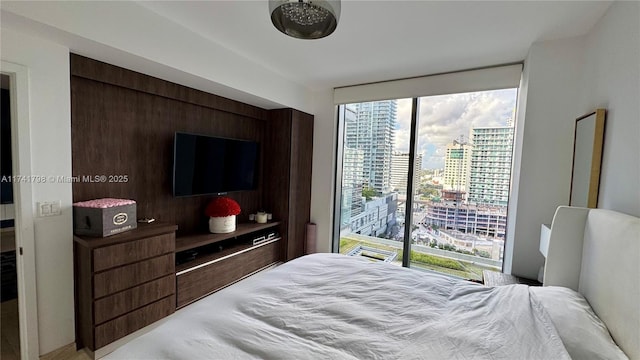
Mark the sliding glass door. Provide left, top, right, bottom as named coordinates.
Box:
left=334, top=89, right=518, bottom=281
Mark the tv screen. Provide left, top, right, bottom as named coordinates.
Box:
left=173, top=132, right=259, bottom=196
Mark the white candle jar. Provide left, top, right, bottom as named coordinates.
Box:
left=256, top=212, right=268, bottom=224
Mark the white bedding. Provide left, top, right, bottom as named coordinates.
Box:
left=530, top=286, right=628, bottom=360
left=105, top=253, right=571, bottom=360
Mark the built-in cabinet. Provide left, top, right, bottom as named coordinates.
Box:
left=71, top=55, right=314, bottom=353
left=174, top=222, right=282, bottom=308
left=74, top=221, right=293, bottom=352
left=74, top=222, right=177, bottom=351
left=264, top=108, right=314, bottom=260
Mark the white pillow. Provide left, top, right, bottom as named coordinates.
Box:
left=530, top=286, right=628, bottom=360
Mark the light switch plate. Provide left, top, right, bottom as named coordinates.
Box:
left=50, top=201, right=61, bottom=215
left=38, top=201, right=61, bottom=217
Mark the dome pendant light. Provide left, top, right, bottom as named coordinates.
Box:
left=269, top=0, right=341, bottom=40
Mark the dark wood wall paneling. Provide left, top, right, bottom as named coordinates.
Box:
left=263, top=109, right=293, bottom=260
left=289, top=110, right=314, bottom=258
left=72, top=55, right=315, bottom=352
left=71, top=55, right=267, bottom=235
left=70, top=55, right=267, bottom=121
left=263, top=109, right=314, bottom=260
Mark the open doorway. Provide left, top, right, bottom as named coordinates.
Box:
left=1, top=73, right=20, bottom=359
left=1, top=62, right=40, bottom=360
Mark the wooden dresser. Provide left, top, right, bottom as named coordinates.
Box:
left=74, top=222, right=177, bottom=351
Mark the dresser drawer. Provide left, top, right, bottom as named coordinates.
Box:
left=176, top=240, right=280, bottom=308
left=94, top=253, right=174, bottom=298
left=93, top=233, right=175, bottom=272
left=94, top=295, right=174, bottom=349
left=94, top=274, right=175, bottom=324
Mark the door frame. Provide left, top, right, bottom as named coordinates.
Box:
left=2, top=60, right=40, bottom=360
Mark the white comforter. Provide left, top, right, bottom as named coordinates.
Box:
left=105, top=253, right=571, bottom=360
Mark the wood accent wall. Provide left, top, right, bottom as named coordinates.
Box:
left=264, top=109, right=314, bottom=261
left=70, top=55, right=267, bottom=235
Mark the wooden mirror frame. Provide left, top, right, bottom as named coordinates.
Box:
left=569, top=109, right=606, bottom=208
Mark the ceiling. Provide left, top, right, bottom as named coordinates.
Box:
left=139, top=1, right=612, bottom=91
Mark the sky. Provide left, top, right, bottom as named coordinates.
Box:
left=394, top=88, right=518, bottom=169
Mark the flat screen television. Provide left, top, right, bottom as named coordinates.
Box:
left=173, top=132, right=259, bottom=196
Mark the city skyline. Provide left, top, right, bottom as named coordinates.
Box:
left=394, top=88, right=518, bottom=169
left=338, top=94, right=516, bottom=271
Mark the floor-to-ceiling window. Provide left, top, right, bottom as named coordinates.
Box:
left=336, top=99, right=409, bottom=264
left=333, top=86, right=518, bottom=281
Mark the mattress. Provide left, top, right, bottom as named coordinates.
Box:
left=105, top=253, right=572, bottom=360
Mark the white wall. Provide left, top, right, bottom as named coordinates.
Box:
left=310, top=89, right=337, bottom=252
left=507, top=0, right=639, bottom=278
left=1, top=1, right=314, bottom=114
left=0, top=29, right=75, bottom=355
left=582, top=1, right=639, bottom=217
left=505, top=37, right=587, bottom=278
left=502, top=61, right=530, bottom=276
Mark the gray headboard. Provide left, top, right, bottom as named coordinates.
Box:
left=544, top=206, right=640, bottom=359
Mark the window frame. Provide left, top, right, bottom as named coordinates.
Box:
left=332, top=65, right=523, bottom=273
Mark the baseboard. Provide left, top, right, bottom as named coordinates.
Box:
left=40, top=342, right=77, bottom=360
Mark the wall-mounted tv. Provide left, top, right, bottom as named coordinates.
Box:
left=173, top=132, right=259, bottom=197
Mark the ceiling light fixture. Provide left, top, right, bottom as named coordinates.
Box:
left=269, top=0, right=341, bottom=40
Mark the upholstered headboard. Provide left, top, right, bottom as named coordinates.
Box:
left=544, top=206, right=640, bottom=359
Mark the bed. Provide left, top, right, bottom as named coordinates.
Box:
left=104, top=207, right=639, bottom=359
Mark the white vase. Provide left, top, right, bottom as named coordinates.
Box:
left=209, top=215, right=236, bottom=233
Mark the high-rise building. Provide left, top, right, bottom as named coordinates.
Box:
left=443, top=139, right=472, bottom=194
left=341, top=105, right=365, bottom=225
left=343, top=147, right=365, bottom=215
left=390, top=152, right=423, bottom=194
left=341, top=101, right=397, bottom=235
left=468, top=126, right=514, bottom=206
left=345, top=100, right=397, bottom=193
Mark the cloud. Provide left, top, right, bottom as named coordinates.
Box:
left=394, top=89, right=517, bottom=169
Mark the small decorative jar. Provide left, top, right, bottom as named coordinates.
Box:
left=256, top=211, right=268, bottom=224
left=205, top=197, right=241, bottom=234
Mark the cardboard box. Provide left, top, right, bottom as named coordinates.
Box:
left=73, top=198, right=137, bottom=237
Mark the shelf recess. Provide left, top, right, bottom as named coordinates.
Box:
left=175, top=221, right=281, bottom=252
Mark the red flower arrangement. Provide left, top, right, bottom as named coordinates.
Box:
left=205, top=197, right=241, bottom=218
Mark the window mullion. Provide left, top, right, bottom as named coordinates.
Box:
left=332, top=106, right=345, bottom=253
left=402, top=97, right=419, bottom=267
